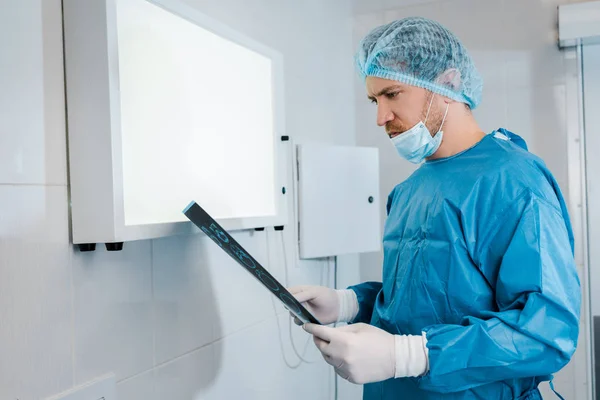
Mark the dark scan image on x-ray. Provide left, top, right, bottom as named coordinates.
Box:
left=183, top=201, right=321, bottom=325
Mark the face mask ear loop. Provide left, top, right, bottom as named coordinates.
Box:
left=437, top=102, right=450, bottom=133
left=424, top=93, right=435, bottom=124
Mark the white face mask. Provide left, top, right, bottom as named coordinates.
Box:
left=390, top=95, right=449, bottom=164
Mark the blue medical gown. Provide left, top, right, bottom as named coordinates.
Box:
left=349, top=129, right=581, bottom=399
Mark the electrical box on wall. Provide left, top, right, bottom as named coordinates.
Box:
left=63, top=0, right=288, bottom=251
left=558, top=1, right=600, bottom=48
left=297, top=144, right=381, bottom=259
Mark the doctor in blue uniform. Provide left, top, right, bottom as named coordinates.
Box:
left=289, top=16, right=581, bottom=400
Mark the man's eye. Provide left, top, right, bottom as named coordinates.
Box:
left=385, top=92, right=399, bottom=99
left=370, top=98, right=377, bottom=104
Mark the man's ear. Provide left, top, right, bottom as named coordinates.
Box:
left=436, top=68, right=462, bottom=91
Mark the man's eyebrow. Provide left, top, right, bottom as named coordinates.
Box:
left=367, top=85, right=403, bottom=100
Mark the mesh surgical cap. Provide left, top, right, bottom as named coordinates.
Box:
left=356, top=17, right=483, bottom=109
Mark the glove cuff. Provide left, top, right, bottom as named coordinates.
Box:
left=394, top=332, right=429, bottom=378
left=335, top=289, right=359, bottom=323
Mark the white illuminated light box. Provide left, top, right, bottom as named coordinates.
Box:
left=63, top=0, right=288, bottom=248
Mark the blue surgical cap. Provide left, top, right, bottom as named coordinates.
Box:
left=355, top=17, right=483, bottom=109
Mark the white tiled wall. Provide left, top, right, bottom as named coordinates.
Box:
left=0, top=185, right=72, bottom=398
left=0, top=0, right=67, bottom=186
left=0, top=0, right=358, bottom=399
left=352, top=0, right=592, bottom=399
left=72, top=240, right=154, bottom=384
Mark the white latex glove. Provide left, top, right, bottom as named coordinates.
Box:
left=303, top=322, right=429, bottom=385
left=287, top=286, right=359, bottom=325
left=287, top=285, right=339, bottom=325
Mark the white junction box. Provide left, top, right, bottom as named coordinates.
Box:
left=559, top=1, right=600, bottom=47
left=297, top=144, right=381, bottom=259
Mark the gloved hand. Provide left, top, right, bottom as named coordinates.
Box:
left=287, top=285, right=340, bottom=325
left=303, top=323, right=429, bottom=384
left=304, top=322, right=395, bottom=384
left=287, top=286, right=360, bottom=325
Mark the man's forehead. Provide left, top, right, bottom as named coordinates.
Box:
left=366, top=77, right=406, bottom=96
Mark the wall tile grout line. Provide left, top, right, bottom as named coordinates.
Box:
left=0, top=183, right=68, bottom=187
left=116, top=311, right=287, bottom=385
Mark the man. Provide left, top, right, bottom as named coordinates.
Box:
left=289, top=17, right=580, bottom=399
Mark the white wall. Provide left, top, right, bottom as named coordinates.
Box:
left=352, top=0, right=591, bottom=399
left=0, top=0, right=359, bottom=399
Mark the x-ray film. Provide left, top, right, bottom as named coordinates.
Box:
left=183, top=201, right=321, bottom=325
